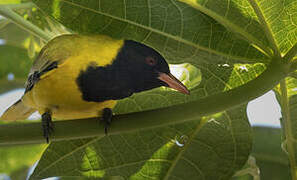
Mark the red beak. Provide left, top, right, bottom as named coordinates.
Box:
left=158, top=72, right=190, bottom=95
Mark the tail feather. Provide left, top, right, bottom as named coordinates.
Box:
left=0, top=99, right=35, bottom=121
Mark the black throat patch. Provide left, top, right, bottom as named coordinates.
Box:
left=76, top=59, right=134, bottom=102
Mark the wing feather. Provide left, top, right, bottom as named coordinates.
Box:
left=25, top=34, right=79, bottom=92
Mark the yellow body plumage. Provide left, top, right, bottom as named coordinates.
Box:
left=22, top=35, right=123, bottom=119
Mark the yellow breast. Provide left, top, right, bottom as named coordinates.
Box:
left=22, top=35, right=123, bottom=120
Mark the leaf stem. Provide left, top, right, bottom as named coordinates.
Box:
left=0, top=59, right=287, bottom=146
left=248, top=0, right=280, bottom=58
left=280, top=79, right=297, bottom=180
left=0, top=6, right=53, bottom=42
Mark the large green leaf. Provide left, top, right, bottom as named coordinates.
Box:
left=247, top=0, right=297, bottom=55
left=180, top=0, right=272, bottom=56
left=33, top=0, right=269, bottom=64
left=30, top=105, right=251, bottom=180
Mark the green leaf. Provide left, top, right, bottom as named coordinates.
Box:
left=30, top=105, right=251, bottom=180
left=247, top=0, right=297, bottom=55
left=33, top=0, right=269, bottom=64
left=180, top=0, right=272, bottom=57
left=0, top=144, right=46, bottom=178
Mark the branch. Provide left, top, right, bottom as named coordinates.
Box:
left=280, top=80, right=297, bottom=180
left=0, top=59, right=288, bottom=146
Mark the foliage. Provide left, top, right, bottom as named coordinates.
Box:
left=0, top=0, right=296, bottom=179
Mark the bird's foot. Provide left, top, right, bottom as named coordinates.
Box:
left=101, top=108, right=112, bottom=135
left=41, top=112, right=54, bottom=143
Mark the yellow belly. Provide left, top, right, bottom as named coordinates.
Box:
left=23, top=59, right=116, bottom=119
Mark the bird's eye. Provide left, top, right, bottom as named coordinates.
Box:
left=145, top=57, right=156, bottom=66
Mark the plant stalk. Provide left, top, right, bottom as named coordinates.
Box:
left=0, top=6, right=52, bottom=42
left=0, top=59, right=287, bottom=146
left=280, top=80, right=297, bottom=180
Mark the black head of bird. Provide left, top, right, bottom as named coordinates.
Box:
left=117, top=40, right=190, bottom=95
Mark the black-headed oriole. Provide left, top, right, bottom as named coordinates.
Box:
left=1, top=34, right=189, bottom=142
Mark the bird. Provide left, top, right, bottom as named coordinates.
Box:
left=0, top=34, right=190, bottom=143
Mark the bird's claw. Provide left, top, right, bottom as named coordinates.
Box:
left=101, top=108, right=112, bottom=135
left=42, top=112, right=54, bottom=143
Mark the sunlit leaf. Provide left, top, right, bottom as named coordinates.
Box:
left=247, top=0, right=297, bottom=55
